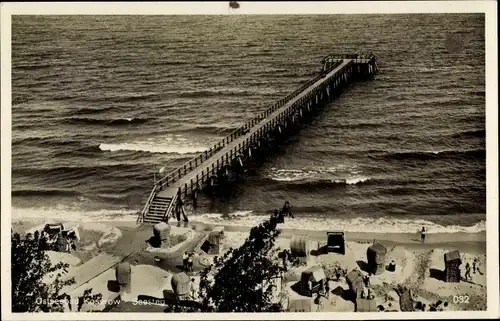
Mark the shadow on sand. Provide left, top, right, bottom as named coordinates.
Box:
left=429, top=268, right=446, bottom=281
left=107, top=280, right=120, bottom=292
left=310, top=245, right=328, bottom=256
left=290, top=281, right=307, bottom=296
left=356, top=260, right=370, bottom=273
left=332, top=286, right=353, bottom=302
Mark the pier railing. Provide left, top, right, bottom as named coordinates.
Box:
left=150, top=64, right=339, bottom=193
left=138, top=56, right=369, bottom=221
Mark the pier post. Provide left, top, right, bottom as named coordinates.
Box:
left=192, top=186, right=198, bottom=208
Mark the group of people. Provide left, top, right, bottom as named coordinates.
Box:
left=464, top=257, right=483, bottom=281
left=37, top=229, right=77, bottom=253
left=182, top=251, right=195, bottom=272
left=308, top=277, right=331, bottom=300
left=333, top=265, right=348, bottom=283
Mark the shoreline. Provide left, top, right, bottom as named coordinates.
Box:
left=11, top=217, right=486, bottom=255
left=10, top=216, right=488, bottom=312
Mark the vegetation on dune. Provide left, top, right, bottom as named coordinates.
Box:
left=165, top=212, right=288, bottom=312
left=11, top=230, right=102, bottom=312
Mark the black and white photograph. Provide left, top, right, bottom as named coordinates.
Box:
left=1, top=1, right=498, bottom=319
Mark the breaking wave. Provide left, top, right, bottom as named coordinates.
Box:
left=11, top=206, right=486, bottom=235
left=370, top=149, right=485, bottom=161
left=64, top=117, right=150, bottom=126
left=191, top=211, right=487, bottom=234
left=99, top=142, right=207, bottom=154
left=266, top=166, right=369, bottom=185
left=12, top=206, right=138, bottom=223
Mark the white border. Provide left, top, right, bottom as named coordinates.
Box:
left=1, top=1, right=498, bottom=320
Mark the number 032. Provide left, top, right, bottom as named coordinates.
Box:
left=453, top=295, right=470, bottom=304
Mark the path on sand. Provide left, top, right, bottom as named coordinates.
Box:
left=64, top=224, right=209, bottom=295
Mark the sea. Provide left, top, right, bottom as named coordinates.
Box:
left=11, top=14, right=486, bottom=234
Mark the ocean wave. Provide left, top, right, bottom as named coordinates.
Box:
left=12, top=136, right=82, bottom=147
left=63, top=117, right=150, bottom=126
left=12, top=206, right=138, bottom=223
left=72, top=106, right=125, bottom=115
left=12, top=189, right=81, bottom=197
left=190, top=211, right=487, bottom=234
left=177, top=88, right=277, bottom=99
left=345, top=176, right=370, bottom=185
left=266, top=166, right=368, bottom=186
left=99, top=142, right=207, bottom=154
left=12, top=163, right=146, bottom=181
left=175, top=125, right=238, bottom=135
left=452, top=129, right=485, bottom=138
left=370, top=149, right=485, bottom=161
left=11, top=206, right=486, bottom=235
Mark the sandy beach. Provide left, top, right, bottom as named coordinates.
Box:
left=11, top=216, right=487, bottom=312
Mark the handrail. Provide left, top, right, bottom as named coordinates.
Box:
left=138, top=185, right=158, bottom=222
left=162, top=192, right=178, bottom=222
left=152, top=71, right=325, bottom=191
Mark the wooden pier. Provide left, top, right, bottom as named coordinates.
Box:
left=138, top=54, right=379, bottom=224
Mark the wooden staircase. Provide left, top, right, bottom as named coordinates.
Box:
left=142, top=196, right=173, bottom=223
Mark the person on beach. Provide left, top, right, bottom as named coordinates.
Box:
left=361, top=286, right=368, bottom=299
left=473, top=258, right=478, bottom=274
left=364, top=273, right=371, bottom=287
left=282, top=201, right=294, bottom=218
left=315, top=292, right=324, bottom=312
left=187, top=253, right=194, bottom=272
left=65, top=235, right=72, bottom=253
left=182, top=252, right=189, bottom=271
left=367, top=287, right=374, bottom=300
left=190, top=278, right=197, bottom=299
left=464, top=262, right=471, bottom=281
left=335, top=268, right=341, bottom=282
left=282, top=249, right=288, bottom=272
left=420, top=226, right=426, bottom=243
left=324, top=277, right=330, bottom=299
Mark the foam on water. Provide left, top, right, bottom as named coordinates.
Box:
left=99, top=142, right=207, bottom=154
left=11, top=206, right=138, bottom=223
left=191, top=211, right=486, bottom=234
left=98, top=134, right=219, bottom=154
left=345, top=176, right=371, bottom=185
left=267, top=166, right=369, bottom=185
left=12, top=206, right=485, bottom=234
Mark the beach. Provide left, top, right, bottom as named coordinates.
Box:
left=11, top=216, right=487, bottom=312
